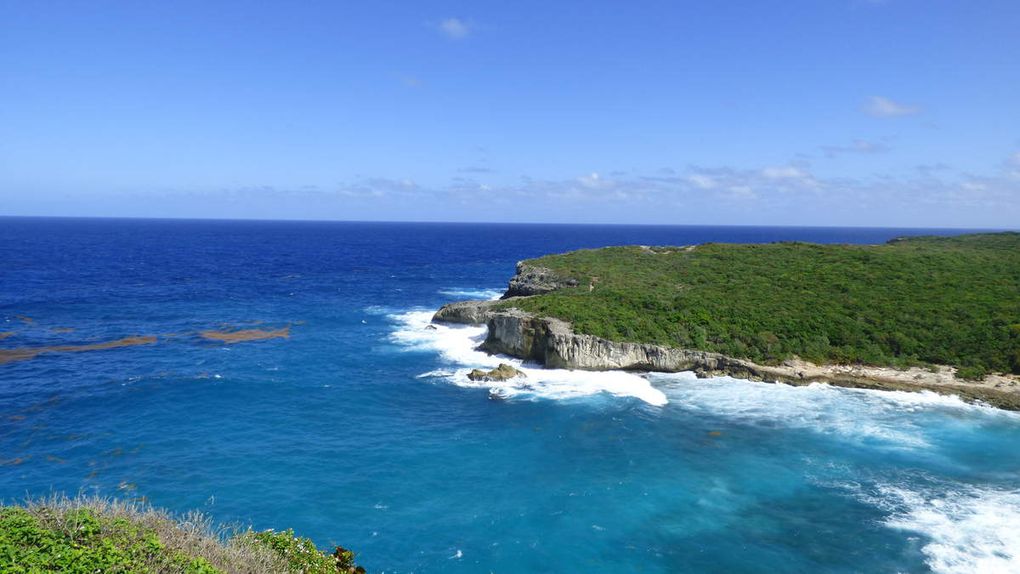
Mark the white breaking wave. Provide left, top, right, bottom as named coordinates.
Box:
left=852, top=483, right=1020, bottom=574
left=651, top=372, right=1017, bottom=450
left=438, top=288, right=505, bottom=300
left=671, top=371, right=1020, bottom=574
left=387, top=303, right=1020, bottom=573
left=388, top=309, right=667, bottom=406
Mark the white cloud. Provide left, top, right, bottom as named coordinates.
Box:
left=327, top=160, right=1019, bottom=214
left=458, top=166, right=494, bottom=174
left=725, top=185, right=756, bottom=200
left=761, top=166, right=806, bottom=179
left=821, top=139, right=891, bottom=158
left=760, top=166, right=820, bottom=189
left=864, top=96, right=920, bottom=118
left=578, top=172, right=608, bottom=189
left=437, top=18, right=471, bottom=39
left=200, top=157, right=1020, bottom=225
left=915, top=162, right=952, bottom=177
left=1006, top=151, right=1020, bottom=178
left=686, top=174, right=717, bottom=190
left=336, top=177, right=419, bottom=198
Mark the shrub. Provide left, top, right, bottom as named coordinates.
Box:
left=0, top=494, right=364, bottom=574
left=502, top=233, right=1020, bottom=376
left=236, top=528, right=366, bottom=574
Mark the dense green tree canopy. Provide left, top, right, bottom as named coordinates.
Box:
left=504, top=233, right=1020, bottom=379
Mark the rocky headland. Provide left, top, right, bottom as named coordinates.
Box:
left=432, top=245, right=1020, bottom=410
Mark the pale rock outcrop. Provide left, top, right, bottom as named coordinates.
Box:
left=431, top=299, right=504, bottom=324
left=502, top=263, right=578, bottom=298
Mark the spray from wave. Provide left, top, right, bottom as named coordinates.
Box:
left=387, top=308, right=667, bottom=406
left=844, top=482, right=1020, bottom=574
left=437, top=288, right=505, bottom=300
left=652, top=373, right=1017, bottom=450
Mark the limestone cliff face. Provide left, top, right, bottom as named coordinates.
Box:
left=431, top=300, right=1020, bottom=410
left=433, top=299, right=757, bottom=374
left=478, top=309, right=542, bottom=360
left=431, top=299, right=503, bottom=324
left=479, top=309, right=757, bottom=374
left=501, top=263, right=579, bottom=298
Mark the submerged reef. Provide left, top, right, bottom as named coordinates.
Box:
left=199, top=326, right=290, bottom=344
left=0, top=323, right=293, bottom=365
left=0, top=336, right=158, bottom=365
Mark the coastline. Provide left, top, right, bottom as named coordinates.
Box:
left=432, top=296, right=1020, bottom=412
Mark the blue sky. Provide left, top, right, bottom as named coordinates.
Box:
left=2, top=0, right=1018, bottom=227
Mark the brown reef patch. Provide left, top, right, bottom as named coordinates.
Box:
left=200, top=326, right=290, bottom=344
left=0, top=336, right=158, bottom=365
left=51, top=327, right=76, bottom=334
left=0, top=332, right=14, bottom=341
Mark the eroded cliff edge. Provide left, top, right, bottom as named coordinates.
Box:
left=432, top=260, right=1020, bottom=411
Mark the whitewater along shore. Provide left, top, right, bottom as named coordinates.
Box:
left=432, top=243, right=1020, bottom=410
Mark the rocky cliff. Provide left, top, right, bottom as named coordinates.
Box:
left=501, top=262, right=579, bottom=298
left=430, top=262, right=1020, bottom=410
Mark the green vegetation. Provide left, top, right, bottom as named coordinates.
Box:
left=0, top=495, right=365, bottom=573
left=235, top=529, right=363, bottom=574
left=502, top=233, right=1020, bottom=378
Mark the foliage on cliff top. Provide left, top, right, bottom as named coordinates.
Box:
left=0, top=494, right=364, bottom=573
left=502, top=233, right=1020, bottom=378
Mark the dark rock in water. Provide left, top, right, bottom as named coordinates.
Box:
left=425, top=324, right=437, bottom=330
left=467, top=363, right=526, bottom=382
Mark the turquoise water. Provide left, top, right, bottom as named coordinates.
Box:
left=1, top=218, right=1018, bottom=573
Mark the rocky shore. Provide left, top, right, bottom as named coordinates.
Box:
left=432, top=264, right=1020, bottom=411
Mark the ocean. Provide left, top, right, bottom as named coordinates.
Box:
left=1, top=217, right=1018, bottom=573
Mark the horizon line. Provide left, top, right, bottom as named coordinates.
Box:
left=0, top=214, right=1012, bottom=232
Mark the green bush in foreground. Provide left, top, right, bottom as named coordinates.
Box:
left=0, top=495, right=364, bottom=573
left=503, top=233, right=1020, bottom=378
left=235, top=529, right=365, bottom=574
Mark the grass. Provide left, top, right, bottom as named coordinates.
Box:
left=0, top=494, right=364, bottom=573
left=500, top=232, right=1020, bottom=378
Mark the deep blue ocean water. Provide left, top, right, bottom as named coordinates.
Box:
left=1, top=218, right=1018, bottom=573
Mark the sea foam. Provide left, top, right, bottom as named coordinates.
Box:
left=651, top=372, right=1017, bottom=451
left=663, top=373, right=1020, bottom=573
left=388, top=308, right=667, bottom=406
left=852, top=483, right=1020, bottom=574
left=437, top=288, right=506, bottom=300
